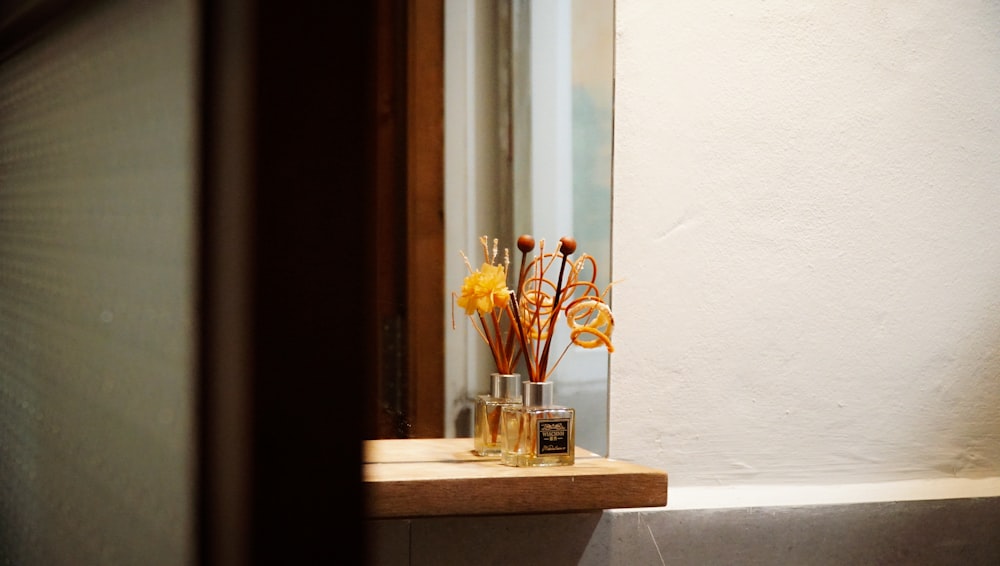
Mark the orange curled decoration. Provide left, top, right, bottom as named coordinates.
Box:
left=565, top=299, right=614, bottom=352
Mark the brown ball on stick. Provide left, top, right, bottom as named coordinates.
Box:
left=559, top=236, right=577, bottom=255
left=517, top=234, right=535, bottom=253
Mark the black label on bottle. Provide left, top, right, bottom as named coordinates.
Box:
left=537, top=418, right=570, bottom=454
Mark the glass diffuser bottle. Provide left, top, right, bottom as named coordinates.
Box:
left=474, top=373, right=522, bottom=456
left=500, top=380, right=575, bottom=467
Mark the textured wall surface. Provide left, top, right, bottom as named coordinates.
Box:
left=611, top=0, right=1000, bottom=488
left=0, top=0, right=197, bottom=563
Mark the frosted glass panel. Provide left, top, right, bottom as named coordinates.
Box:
left=0, top=0, right=196, bottom=563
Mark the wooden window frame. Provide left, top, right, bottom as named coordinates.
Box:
left=371, top=0, right=445, bottom=439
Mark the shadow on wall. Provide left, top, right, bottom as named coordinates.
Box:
left=939, top=322, right=1000, bottom=478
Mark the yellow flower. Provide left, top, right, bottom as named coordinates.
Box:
left=457, top=263, right=511, bottom=315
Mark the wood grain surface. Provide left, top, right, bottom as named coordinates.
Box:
left=364, top=438, right=667, bottom=518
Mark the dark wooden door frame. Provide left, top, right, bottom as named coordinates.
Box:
left=201, top=0, right=376, bottom=563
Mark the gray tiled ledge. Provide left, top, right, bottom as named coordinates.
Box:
left=367, top=496, right=1000, bottom=565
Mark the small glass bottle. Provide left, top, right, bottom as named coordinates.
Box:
left=474, top=373, right=522, bottom=456
left=500, top=380, right=575, bottom=467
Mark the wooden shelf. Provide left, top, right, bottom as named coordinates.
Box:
left=364, top=438, right=668, bottom=518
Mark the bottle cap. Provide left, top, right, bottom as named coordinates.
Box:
left=523, top=380, right=553, bottom=407
left=491, top=373, right=522, bottom=400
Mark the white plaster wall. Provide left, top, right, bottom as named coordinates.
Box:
left=611, top=0, right=1000, bottom=493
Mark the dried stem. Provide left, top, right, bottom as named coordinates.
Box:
left=507, top=294, right=535, bottom=380
left=537, top=246, right=570, bottom=380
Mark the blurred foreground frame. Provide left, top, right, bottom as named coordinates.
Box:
left=0, top=0, right=378, bottom=564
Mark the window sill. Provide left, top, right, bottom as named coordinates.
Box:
left=363, top=438, right=668, bottom=518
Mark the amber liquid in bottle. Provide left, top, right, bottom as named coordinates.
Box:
left=500, top=381, right=575, bottom=467
left=474, top=373, right=522, bottom=456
